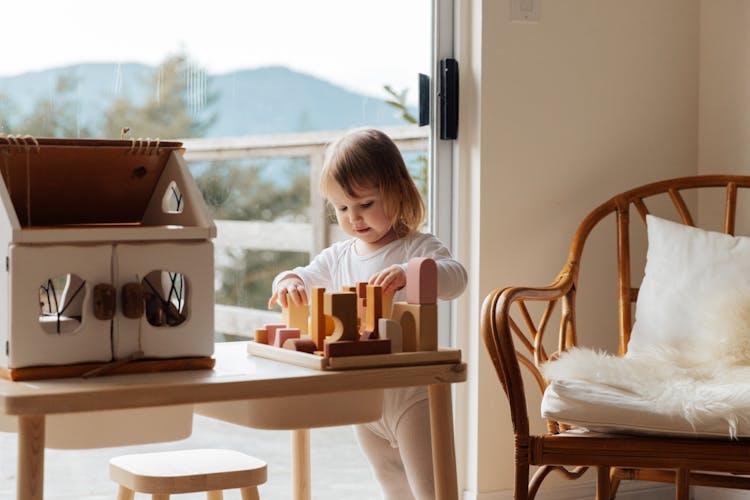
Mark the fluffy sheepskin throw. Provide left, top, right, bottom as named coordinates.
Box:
left=541, top=292, right=750, bottom=438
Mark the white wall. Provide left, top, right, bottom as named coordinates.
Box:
left=454, top=0, right=700, bottom=497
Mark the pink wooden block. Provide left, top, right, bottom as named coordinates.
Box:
left=274, top=328, right=301, bottom=348
left=264, top=323, right=287, bottom=346
left=406, top=257, right=437, bottom=304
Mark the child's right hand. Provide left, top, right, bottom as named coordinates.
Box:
left=268, top=276, right=308, bottom=309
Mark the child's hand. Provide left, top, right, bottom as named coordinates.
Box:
left=268, top=276, right=308, bottom=309
left=369, top=265, right=407, bottom=296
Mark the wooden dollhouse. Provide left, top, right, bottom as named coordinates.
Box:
left=0, top=137, right=216, bottom=380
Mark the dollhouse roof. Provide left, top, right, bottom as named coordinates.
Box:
left=0, top=138, right=215, bottom=244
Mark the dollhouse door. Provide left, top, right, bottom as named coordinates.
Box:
left=8, top=244, right=114, bottom=368
left=114, top=241, right=214, bottom=360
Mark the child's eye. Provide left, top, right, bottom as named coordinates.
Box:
left=338, top=206, right=348, bottom=212
left=361, top=201, right=373, bottom=209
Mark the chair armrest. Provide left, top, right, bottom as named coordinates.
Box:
left=481, top=270, right=576, bottom=438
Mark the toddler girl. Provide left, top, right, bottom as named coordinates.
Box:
left=268, top=128, right=467, bottom=500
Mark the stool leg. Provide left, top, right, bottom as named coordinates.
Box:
left=241, top=486, right=260, bottom=500
left=117, top=486, right=135, bottom=500
left=207, top=491, right=224, bottom=500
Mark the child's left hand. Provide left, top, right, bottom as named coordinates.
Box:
left=369, top=264, right=407, bottom=296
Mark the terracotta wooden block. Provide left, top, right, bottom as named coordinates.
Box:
left=324, top=292, right=358, bottom=342
left=283, top=300, right=309, bottom=334
left=342, top=286, right=356, bottom=293
left=253, top=328, right=269, bottom=345
left=264, top=323, right=287, bottom=346
left=391, top=302, right=438, bottom=352
left=310, top=287, right=326, bottom=351
left=283, top=338, right=316, bottom=353
left=324, top=338, right=391, bottom=358
left=274, top=328, right=301, bottom=348
left=378, top=318, right=403, bottom=353
left=406, top=257, right=438, bottom=305
left=365, top=285, right=383, bottom=335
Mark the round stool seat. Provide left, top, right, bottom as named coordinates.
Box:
left=109, top=448, right=267, bottom=498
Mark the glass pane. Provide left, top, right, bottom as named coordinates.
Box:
left=0, top=0, right=431, bottom=337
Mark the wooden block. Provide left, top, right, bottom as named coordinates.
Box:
left=391, top=302, right=438, bottom=352
left=342, top=286, right=356, bottom=293
left=310, top=287, right=326, bottom=351
left=274, top=328, right=301, bottom=348
left=356, top=282, right=368, bottom=331
left=264, top=323, right=287, bottom=346
left=365, top=285, right=383, bottom=335
left=360, top=331, right=378, bottom=341
left=378, top=318, right=403, bottom=353
left=324, top=292, right=358, bottom=342
left=283, top=300, right=309, bottom=334
left=382, top=291, right=394, bottom=320
left=324, top=338, right=391, bottom=358
left=254, top=328, right=269, bottom=345
left=406, top=257, right=438, bottom=304
left=283, top=338, right=317, bottom=353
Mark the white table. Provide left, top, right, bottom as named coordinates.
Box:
left=0, top=342, right=467, bottom=499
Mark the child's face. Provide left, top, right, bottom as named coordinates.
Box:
left=327, top=182, right=396, bottom=254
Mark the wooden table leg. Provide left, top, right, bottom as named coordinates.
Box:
left=17, top=415, right=45, bottom=500
left=429, top=384, right=458, bottom=500
left=292, top=429, right=311, bottom=500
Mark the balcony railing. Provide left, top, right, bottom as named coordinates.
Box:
left=181, top=125, right=429, bottom=338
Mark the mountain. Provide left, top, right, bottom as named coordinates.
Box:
left=0, top=63, right=413, bottom=137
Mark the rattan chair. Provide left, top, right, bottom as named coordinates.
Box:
left=481, top=175, right=750, bottom=500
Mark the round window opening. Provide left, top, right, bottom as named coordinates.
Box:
left=142, top=270, right=188, bottom=327
left=39, top=273, right=85, bottom=334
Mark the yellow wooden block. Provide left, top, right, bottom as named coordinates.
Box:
left=365, top=285, right=383, bottom=334
left=283, top=301, right=309, bottom=334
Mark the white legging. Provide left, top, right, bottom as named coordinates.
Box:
left=354, top=399, right=435, bottom=500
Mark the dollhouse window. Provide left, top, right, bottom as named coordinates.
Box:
left=142, top=270, right=188, bottom=327
left=162, top=181, right=184, bottom=214
left=38, top=273, right=85, bottom=334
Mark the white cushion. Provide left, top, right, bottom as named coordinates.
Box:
left=628, top=215, right=750, bottom=356
left=542, top=378, right=746, bottom=438
left=540, top=215, right=750, bottom=438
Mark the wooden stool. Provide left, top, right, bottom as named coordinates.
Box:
left=109, top=448, right=267, bottom=500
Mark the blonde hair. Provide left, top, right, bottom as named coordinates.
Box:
left=320, top=128, right=425, bottom=238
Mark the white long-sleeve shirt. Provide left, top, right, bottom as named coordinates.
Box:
left=272, top=231, right=467, bottom=450
left=273, top=231, right=467, bottom=302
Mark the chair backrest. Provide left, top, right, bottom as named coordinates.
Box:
left=567, top=175, right=750, bottom=354
left=481, top=175, right=750, bottom=435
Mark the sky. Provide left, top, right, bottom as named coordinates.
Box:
left=2, top=0, right=431, bottom=103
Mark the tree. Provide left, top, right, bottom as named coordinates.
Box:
left=383, top=85, right=428, bottom=201
left=0, top=92, right=18, bottom=134
left=17, top=73, right=93, bottom=137
left=101, top=52, right=216, bottom=139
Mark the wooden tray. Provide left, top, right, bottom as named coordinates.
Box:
left=247, top=341, right=461, bottom=371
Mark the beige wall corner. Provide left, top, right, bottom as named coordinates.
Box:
left=454, top=0, right=699, bottom=497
